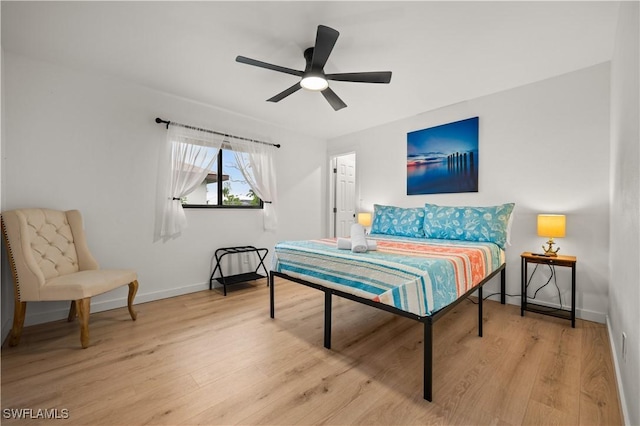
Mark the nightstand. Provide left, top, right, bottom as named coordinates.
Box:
left=521, top=252, right=577, bottom=327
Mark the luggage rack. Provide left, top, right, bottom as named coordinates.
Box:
left=210, top=246, right=269, bottom=296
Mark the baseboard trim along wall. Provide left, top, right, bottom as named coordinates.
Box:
left=492, top=295, right=606, bottom=324
left=13, top=281, right=212, bottom=328
left=607, top=315, right=629, bottom=425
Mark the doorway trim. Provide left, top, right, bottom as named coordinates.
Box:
left=329, top=151, right=358, bottom=238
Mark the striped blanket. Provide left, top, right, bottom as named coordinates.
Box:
left=272, top=235, right=505, bottom=317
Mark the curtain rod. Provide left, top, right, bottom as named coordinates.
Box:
left=155, top=118, right=281, bottom=148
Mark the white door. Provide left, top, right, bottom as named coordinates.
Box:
left=334, top=153, right=356, bottom=237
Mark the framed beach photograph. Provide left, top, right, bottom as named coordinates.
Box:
left=407, top=117, right=479, bottom=195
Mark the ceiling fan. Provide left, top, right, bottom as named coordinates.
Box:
left=236, top=25, right=392, bottom=111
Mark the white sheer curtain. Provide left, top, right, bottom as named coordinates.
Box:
left=227, top=138, right=278, bottom=231
left=154, top=124, right=225, bottom=240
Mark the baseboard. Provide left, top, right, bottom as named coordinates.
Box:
left=607, top=316, right=630, bottom=426
left=20, top=281, right=210, bottom=327
left=484, top=293, right=606, bottom=324
left=131, top=281, right=211, bottom=305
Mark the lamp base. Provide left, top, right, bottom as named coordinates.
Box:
left=542, top=239, right=560, bottom=256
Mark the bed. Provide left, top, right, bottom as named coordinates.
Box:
left=269, top=203, right=514, bottom=401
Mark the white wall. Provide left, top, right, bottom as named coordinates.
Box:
left=328, top=63, right=611, bottom=323
left=1, top=46, right=11, bottom=333
left=1, top=51, right=327, bottom=333
left=609, top=2, right=640, bottom=425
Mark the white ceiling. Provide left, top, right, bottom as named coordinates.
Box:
left=1, top=1, right=620, bottom=140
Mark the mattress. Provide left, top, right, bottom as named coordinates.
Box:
left=272, top=235, right=505, bottom=317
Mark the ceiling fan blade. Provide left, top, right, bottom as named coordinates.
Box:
left=311, top=25, right=339, bottom=71
left=321, top=87, right=347, bottom=111
left=236, top=56, right=304, bottom=77
left=267, top=82, right=302, bottom=103
left=326, top=71, right=392, bottom=84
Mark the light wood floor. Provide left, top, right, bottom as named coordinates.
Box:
left=1, top=278, right=622, bottom=425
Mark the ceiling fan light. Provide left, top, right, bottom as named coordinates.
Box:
left=300, top=75, right=328, bottom=91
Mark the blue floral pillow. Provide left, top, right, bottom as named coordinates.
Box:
left=423, top=203, right=515, bottom=248
left=370, top=204, right=425, bottom=238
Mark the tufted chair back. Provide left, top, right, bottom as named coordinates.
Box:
left=1, top=208, right=138, bottom=348
left=24, top=209, right=79, bottom=278
left=2, top=208, right=99, bottom=301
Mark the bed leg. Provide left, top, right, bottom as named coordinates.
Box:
left=500, top=267, right=506, bottom=304
left=269, top=272, right=275, bottom=319
left=478, top=285, right=483, bottom=337
left=324, top=291, right=332, bottom=349
left=424, top=320, right=433, bottom=401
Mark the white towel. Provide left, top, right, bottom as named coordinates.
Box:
left=366, top=239, right=377, bottom=251
left=350, top=223, right=368, bottom=253
left=336, top=238, right=378, bottom=251
left=336, top=237, right=352, bottom=250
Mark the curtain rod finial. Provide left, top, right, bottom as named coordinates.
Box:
left=155, top=117, right=170, bottom=129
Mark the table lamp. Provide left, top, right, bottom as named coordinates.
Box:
left=357, top=212, right=372, bottom=232
left=537, top=214, right=566, bottom=256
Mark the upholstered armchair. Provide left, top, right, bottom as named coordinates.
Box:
left=1, top=208, right=139, bottom=348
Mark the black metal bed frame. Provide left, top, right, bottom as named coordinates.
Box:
left=269, top=264, right=506, bottom=402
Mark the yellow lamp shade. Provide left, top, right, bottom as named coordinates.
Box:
left=357, top=212, right=373, bottom=227
left=537, top=214, right=566, bottom=238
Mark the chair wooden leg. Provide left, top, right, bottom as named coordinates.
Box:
left=9, top=301, right=27, bottom=347
left=127, top=280, right=138, bottom=321
left=76, top=298, right=91, bottom=349
left=68, top=301, right=77, bottom=322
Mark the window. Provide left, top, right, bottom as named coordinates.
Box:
left=182, top=147, right=262, bottom=208
left=156, top=122, right=277, bottom=240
